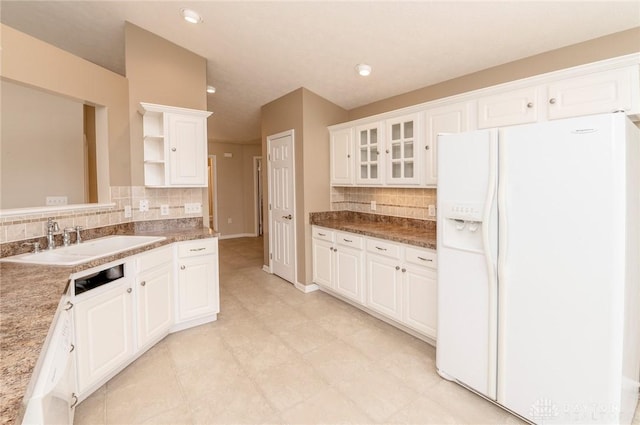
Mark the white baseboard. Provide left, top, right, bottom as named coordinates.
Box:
left=218, top=233, right=257, bottom=240
left=262, top=265, right=271, bottom=273
left=295, top=282, right=319, bottom=293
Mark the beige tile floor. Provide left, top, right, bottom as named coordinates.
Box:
left=74, top=237, right=639, bottom=425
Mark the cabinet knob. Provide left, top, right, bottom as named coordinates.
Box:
left=69, top=344, right=75, bottom=353
left=180, top=265, right=186, bottom=270
left=127, top=288, right=132, bottom=293
left=425, top=145, right=430, bottom=150
left=347, top=154, right=351, bottom=158
left=549, top=98, right=557, bottom=105
left=526, top=102, right=533, bottom=108
left=141, top=281, right=146, bottom=286
left=171, top=147, right=177, bottom=152
left=395, top=266, right=400, bottom=271
left=386, top=149, right=390, bottom=154
left=401, top=268, right=406, bottom=273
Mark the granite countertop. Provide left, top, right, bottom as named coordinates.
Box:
left=309, top=211, right=437, bottom=250
left=0, top=220, right=217, bottom=425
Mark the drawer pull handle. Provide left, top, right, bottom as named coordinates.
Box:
left=375, top=246, right=387, bottom=251
left=190, top=247, right=206, bottom=252
left=343, top=239, right=352, bottom=243
left=318, top=233, right=326, bottom=236
left=64, top=301, right=74, bottom=311
left=70, top=393, right=78, bottom=409
left=418, top=256, right=433, bottom=262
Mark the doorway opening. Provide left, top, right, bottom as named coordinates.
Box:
left=207, top=155, right=218, bottom=231
left=254, top=156, right=263, bottom=236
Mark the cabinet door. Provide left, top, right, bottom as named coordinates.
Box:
left=137, top=264, right=173, bottom=349
left=334, top=245, right=365, bottom=304
left=330, top=128, right=354, bottom=185
left=403, top=265, right=437, bottom=338
left=74, top=282, right=134, bottom=394
left=312, top=238, right=334, bottom=288
left=355, top=122, right=383, bottom=185
left=477, top=87, right=538, bottom=129
left=166, top=113, right=207, bottom=186
left=424, top=102, right=470, bottom=186
left=176, top=254, right=219, bottom=322
left=547, top=66, right=638, bottom=120
left=386, top=114, right=422, bottom=185
left=366, top=253, right=402, bottom=321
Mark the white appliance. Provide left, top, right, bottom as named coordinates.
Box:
left=436, top=113, right=640, bottom=424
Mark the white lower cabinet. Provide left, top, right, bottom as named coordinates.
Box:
left=74, top=276, right=135, bottom=395
left=136, top=246, right=173, bottom=350
left=174, top=239, right=220, bottom=329
left=311, top=227, right=365, bottom=304
left=312, top=225, right=437, bottom=340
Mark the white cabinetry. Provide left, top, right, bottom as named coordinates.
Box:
left=547, top=66, right=639, bottom=120
left=136, top=247, right=173, bottom=350
left=366, top=238, right=403, bottom=321
left=330, top=128, right=354, bottom=185
left=477, top=87, right=539, bottom=129
left=139, top=102, right=212, bottom=188
left=174, top=239, right=220, bottom=330
left=311, top=227, right=365, bottom=304
left=74, top=269, right=134, bottom=395
left=355, top=122, right=384, bottom=185
left=385, top=113, right=423, bottom=185
left=424, top=102, right=472, bottom=186
left=403, top=247, right=437, bottom=337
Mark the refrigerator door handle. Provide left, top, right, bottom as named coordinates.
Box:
left=482, top=130, right=499, bottom=399
left=496, top=129, right=509, bottom=402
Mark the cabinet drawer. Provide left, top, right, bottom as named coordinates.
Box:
left=137, top=246, right=173, bottom=273
left=366, top=238, right=401, bottom=259
left=177, top=239, right=218, bottom=258
left=336, top=231, right=363, bottom=249
left=313, top=227, right=335, bottom=242
left=405, top=247, right=437, bottom=269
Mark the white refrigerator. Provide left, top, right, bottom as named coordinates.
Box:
left=436, top=113, right=640, bottom=424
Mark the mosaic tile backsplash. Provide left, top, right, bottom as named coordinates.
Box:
left=331, top=187, right=437, bottom=221
left=0, top=186, right=204, bottom=243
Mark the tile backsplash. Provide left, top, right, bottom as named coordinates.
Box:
left=331, top=187, right=437, bottom=221
left=0, top=186, right=204, bottom=243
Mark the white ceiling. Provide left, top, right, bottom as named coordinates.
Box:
left=1, top=1, right=639, bottom=143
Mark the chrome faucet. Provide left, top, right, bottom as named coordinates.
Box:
left=63, top=228, right=74, bottom=247
left=46, top=218, right=59, bottom=250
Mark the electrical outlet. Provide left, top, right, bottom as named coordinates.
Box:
left=160, top=204, right=170, bottom=216
left=139, top=199, right=149, bottom=212
left=124, top=205, right=132, bottom=218
left=46, top=196, right=68, bottom=206
left=370, top=201, right=377, bottom=211
left=227, top=217, right=233, bottom=224
left=428, top=204, right=437, bottom=217
left=184, top=203, right=202, bottom=214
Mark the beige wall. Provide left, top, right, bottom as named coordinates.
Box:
left=125, top=23, right=208, bottom=186
left=207, top=142, right=261, bottom=236
left=301, top=89, right=349, bottom=284
left=0, top=23, right=130, bottom=188
left=350, top=27, right=640, bottom=120
left=261, top=88, right=347, bottom=285
left=1, top=80, right=85, bottom=208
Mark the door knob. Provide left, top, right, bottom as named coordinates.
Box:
left=282, top=214, right=292, bottom=220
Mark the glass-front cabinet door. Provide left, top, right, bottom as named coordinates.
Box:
left=355, top=122, right=384, bottom=185
left=385, top=113, right=422, bottom=185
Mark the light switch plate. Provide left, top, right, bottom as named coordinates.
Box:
left=46, top=196, right=68, bottom=206
left=184, top=203, right=202, bottom=214
left=124, top=205, right=132, bottom=218
left=428, top=204, right=436, bottom=217
left=370, top=201, right=377, bottom=211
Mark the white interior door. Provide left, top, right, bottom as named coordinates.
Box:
left=268, top=130, right=296, bottom=284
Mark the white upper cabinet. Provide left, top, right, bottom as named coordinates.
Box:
left=140, top=103, right=212, bottom=188
left=424, top=101, right=472, bottom=186
left=330, top=128, right=354, bottom=185
left=477, top=87, right=538, bottom=129
left=355, top=122, right=384, bottom=185
left=385, top=113, right=423, bottom=185
left=546, top=66, right=639, bottom=120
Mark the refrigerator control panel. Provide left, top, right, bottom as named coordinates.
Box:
left=442, top=202, right=483, bottom=221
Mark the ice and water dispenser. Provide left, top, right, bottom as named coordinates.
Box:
left=441, top=202, right=485, bottom=253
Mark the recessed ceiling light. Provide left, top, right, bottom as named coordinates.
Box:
left=206, top=85, right=216, bottom=94
left=356, top=64, right=372, bottom=77
left=181, top=8, right=202, bottom=24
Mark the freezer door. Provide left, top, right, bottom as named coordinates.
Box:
left=497, top=113, right=633, bottom=424
left=436, top=129, right=498, bottom=399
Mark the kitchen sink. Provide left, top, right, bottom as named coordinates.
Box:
left=1, top=235, right=166, bottom=266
